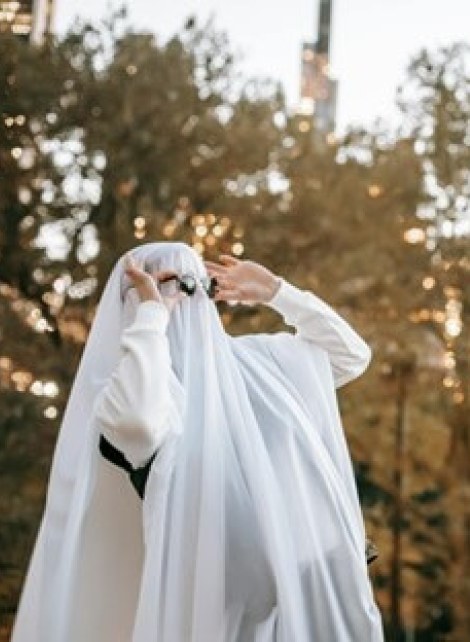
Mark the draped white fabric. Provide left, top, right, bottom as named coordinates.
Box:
left=11, top=241, right=385, bottom=642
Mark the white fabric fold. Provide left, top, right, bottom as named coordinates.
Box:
left=11, top=242, right=385, bottom=642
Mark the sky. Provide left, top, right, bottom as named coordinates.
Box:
left=55, top=0, right=470, bottom=134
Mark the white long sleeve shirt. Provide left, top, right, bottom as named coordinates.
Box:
left=93, top=299, right=173, bottom=469
left=93, top=278, right=371, bottom=471
left=266, top=277, right=372, bottom=389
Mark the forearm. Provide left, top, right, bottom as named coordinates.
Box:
left=93, top=299, right=173, bottom=468
left=265, top=277, right=372, bottom=388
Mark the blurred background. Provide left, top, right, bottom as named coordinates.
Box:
left=0, top=1, right=469, bottom=640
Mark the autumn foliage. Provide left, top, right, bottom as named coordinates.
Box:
left=0, top=13, right=469, bottom=641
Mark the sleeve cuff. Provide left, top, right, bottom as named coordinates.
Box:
left=265, top=277, right=339, bottom=328
left=266, top=277, right=298, bottom=313
left=133, top=299, right=170, bottom=332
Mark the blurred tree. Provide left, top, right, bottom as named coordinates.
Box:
left=50, top=12, right=284, bottom=275
left=0, top=32, right=86, bottom=634
left=1, top=12, right=469, bottom=642
left=397, top=42, right=470, bottom=640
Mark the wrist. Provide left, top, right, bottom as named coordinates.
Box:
left=139, top=292, right=163, bottom=303
left=262, top=274, right=282, bottom=303
left=135, top=299, right=170, bottom=330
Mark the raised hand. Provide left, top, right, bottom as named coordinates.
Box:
left=124, top=254, right=187, bottom=313
left=203, top=255, right=281, bottom=305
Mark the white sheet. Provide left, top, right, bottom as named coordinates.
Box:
left=11, top=242, right=384, bottom=642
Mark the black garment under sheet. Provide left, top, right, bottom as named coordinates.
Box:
left=98, top=434, right=157, bottom=499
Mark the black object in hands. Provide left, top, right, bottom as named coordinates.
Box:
left=158, top=273, right=217, bottom=299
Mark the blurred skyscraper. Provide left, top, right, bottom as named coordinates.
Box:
left=0, top=0, right=54, bottom=44
left=298, top=0, right=337, bottom=135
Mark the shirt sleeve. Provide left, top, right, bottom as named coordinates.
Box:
left=264, top=277, right=372, bottom=388
left=92, top=299, right=173, bottom=468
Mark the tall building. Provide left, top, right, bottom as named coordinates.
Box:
left=299, top=0, right=337, bottom=134
left=0, top=0, right=54, bottom=44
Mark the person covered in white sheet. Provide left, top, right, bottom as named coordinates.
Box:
left=11, top=241, right=384, bottom=642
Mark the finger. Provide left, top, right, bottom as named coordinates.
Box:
left=214, top=288, right=240, bottom=302
left=175, top=291, right=188, bottom=303
left=125, top=265, right=145, bottom=282
left=215, top=276, right=235, bottom=290
left=162, top=290, right=187, bottom=310
left=124, top=253, right=138, bottom=272
left=125, top=255, right=145, bottom=276
left=219, top=254, right=239, bottom=266
left=205, top=269, right=227, bottom=281
left=127, top=254, right=143, bottom=269
left=154, top=269, right=178, bottom=281
left=203, top=261, right=227, bottom=274
left=126, top=266, right=148, bottom=282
